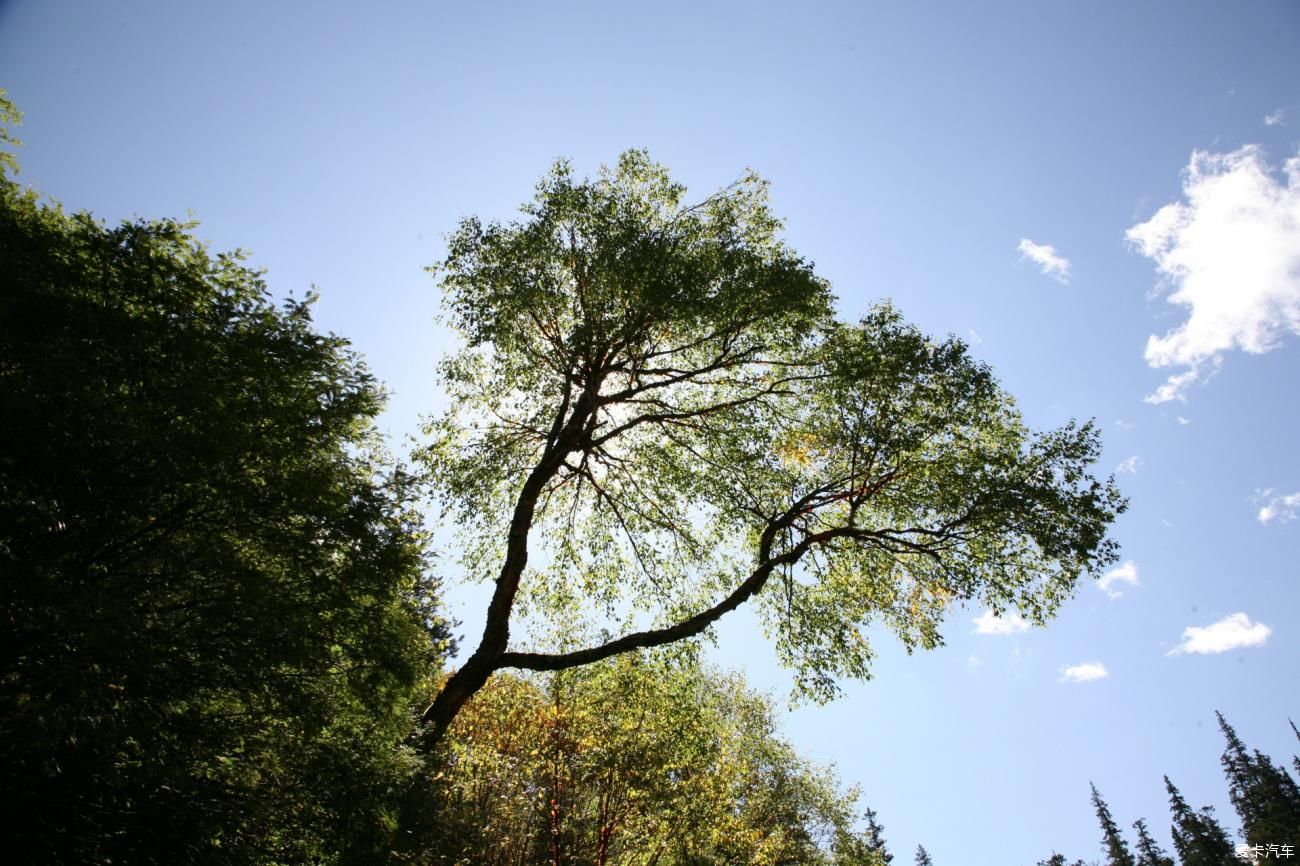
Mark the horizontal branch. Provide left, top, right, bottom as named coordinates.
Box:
left=497, top=557, right=792, bottom=672
left=493, top=499, right=952, bottom=673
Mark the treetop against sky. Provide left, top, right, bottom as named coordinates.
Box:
left=415, top=150, right=1124, bottom=744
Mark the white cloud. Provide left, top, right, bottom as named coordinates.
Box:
left=1143, top=367, right=1207, bottom=405
left=1018, top=238, right=1071, bottom=283
left=1060, top=662, right=1109, bottom=683
left=1116, top=456, right=1141, bottom=474
left=973, top=610, right=1031, bottom=635
left=1265, top=109, right=1285, bottom=127
left=1128, top=146, right=1300, bottom=403
left=1167, top=612, right=1272, bottom=655
left=1177, top=416, right=1191, bottom=425
left=1256, top=489, right=1300, bottom=525
left=1115, top=419, right=1135, bottom=430
left=1098, top=560, right=1140, bottom=599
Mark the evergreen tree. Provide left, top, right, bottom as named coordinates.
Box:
left=1245, top=748, right=1300, bottom=843
left=1291, top=719, right=1300, bottom=778
left=1036, top=855, right=1087, bottom=866
left=1218, top=711, right=1255, bottom=824
left=864, top=808, right=894, bottom=866
left=1133, top=818, right=1175, bottom=866
left=1217, top=713, right=1300, bottom=846
left=1092, top=783, right=1138, bottom=866
left=915, top=844, right=934, bottom=866
left=1164, top=777, right=1236, bottom=866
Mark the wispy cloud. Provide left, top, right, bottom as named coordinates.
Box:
left=1167, top=612, right=1272, bottom=655
left=1060, top=662, right=1109, bottom=683
left=1098, top=560, right=1139, bottom=599
left=1256, top=489, right=1300, bottom=525
left=1018, top=238, right=1071, bottom=283
left=973, top=610, right=1031, bottom=635
left=1128, top=146, right=1300, bottom=403
left=1265, top=109, right=1286, bottom=127
left=1116, top=456, right=1141, bottom=474
left=1144, top=367, right=1207, bottom=405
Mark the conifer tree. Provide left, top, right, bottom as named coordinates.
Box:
left=1217, top=712, right=1255, bottom=817
left=1036, top=855, right=1087, bottom=866
left=1164, top=777, right=1236, bottom=866
left=915, top=844, right=934, bottom=866
left=1217, top=713, right=1300, bottom=846
left=1291, top=719, right=1300, bottom=778
left=1092, top=783, right=1137, bottom=866
left=864, top=808, right=894, bottom=866
left=1133, top=818, right=1175, bottom=866
left=1244, top=747, right=1300, bottom=843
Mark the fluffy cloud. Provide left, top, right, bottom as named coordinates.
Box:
left=1128, top=146, right=1300, bottom=403
left=973, top=610, right=1031, bottom=635
left=1018, top=238, right=1071, bottom=283
left=1060, top=662, right=1109, bottom=683
left=1265, top=109, right=1285, bottom=127
left=1098, top=560, right=1139, bottom=599
left=1116, top=456, right=1141, bottom=474
left=1167, top=612, right=1272, bottom=655
left=1256, top=489, right=1300, bottom=525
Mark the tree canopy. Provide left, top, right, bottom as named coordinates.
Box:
left=419, top=150, right=1124, bottom=741
left=431, top=651, right=888, bottom=866
left=0, top=98, right=446, bottom=864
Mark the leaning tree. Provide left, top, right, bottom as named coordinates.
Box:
left=418, top=150, right=1123, bottom=742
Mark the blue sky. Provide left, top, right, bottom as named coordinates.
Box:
left=3, top=1, right=1297, bottom=862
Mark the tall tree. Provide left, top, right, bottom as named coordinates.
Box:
left=0, top=105, right=446, bottom=864
left=1133, top=818, right=1175, bottom=866
left=417, top=151, right=1124, bottom=742
left=1164, top=777, right=1236, bottom=866
left=1216, top=713, right=1300, bottom=846
left=915, top=843, right=935, bottom=866
left=1092, top=783, right=1138, bottom=866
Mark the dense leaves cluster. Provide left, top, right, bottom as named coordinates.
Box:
left=0, top=93, right=445, bottom=865
left=430, top=651, right=899, bottom=866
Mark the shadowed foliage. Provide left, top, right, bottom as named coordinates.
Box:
left=0, top=92, right=447, bottom=865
